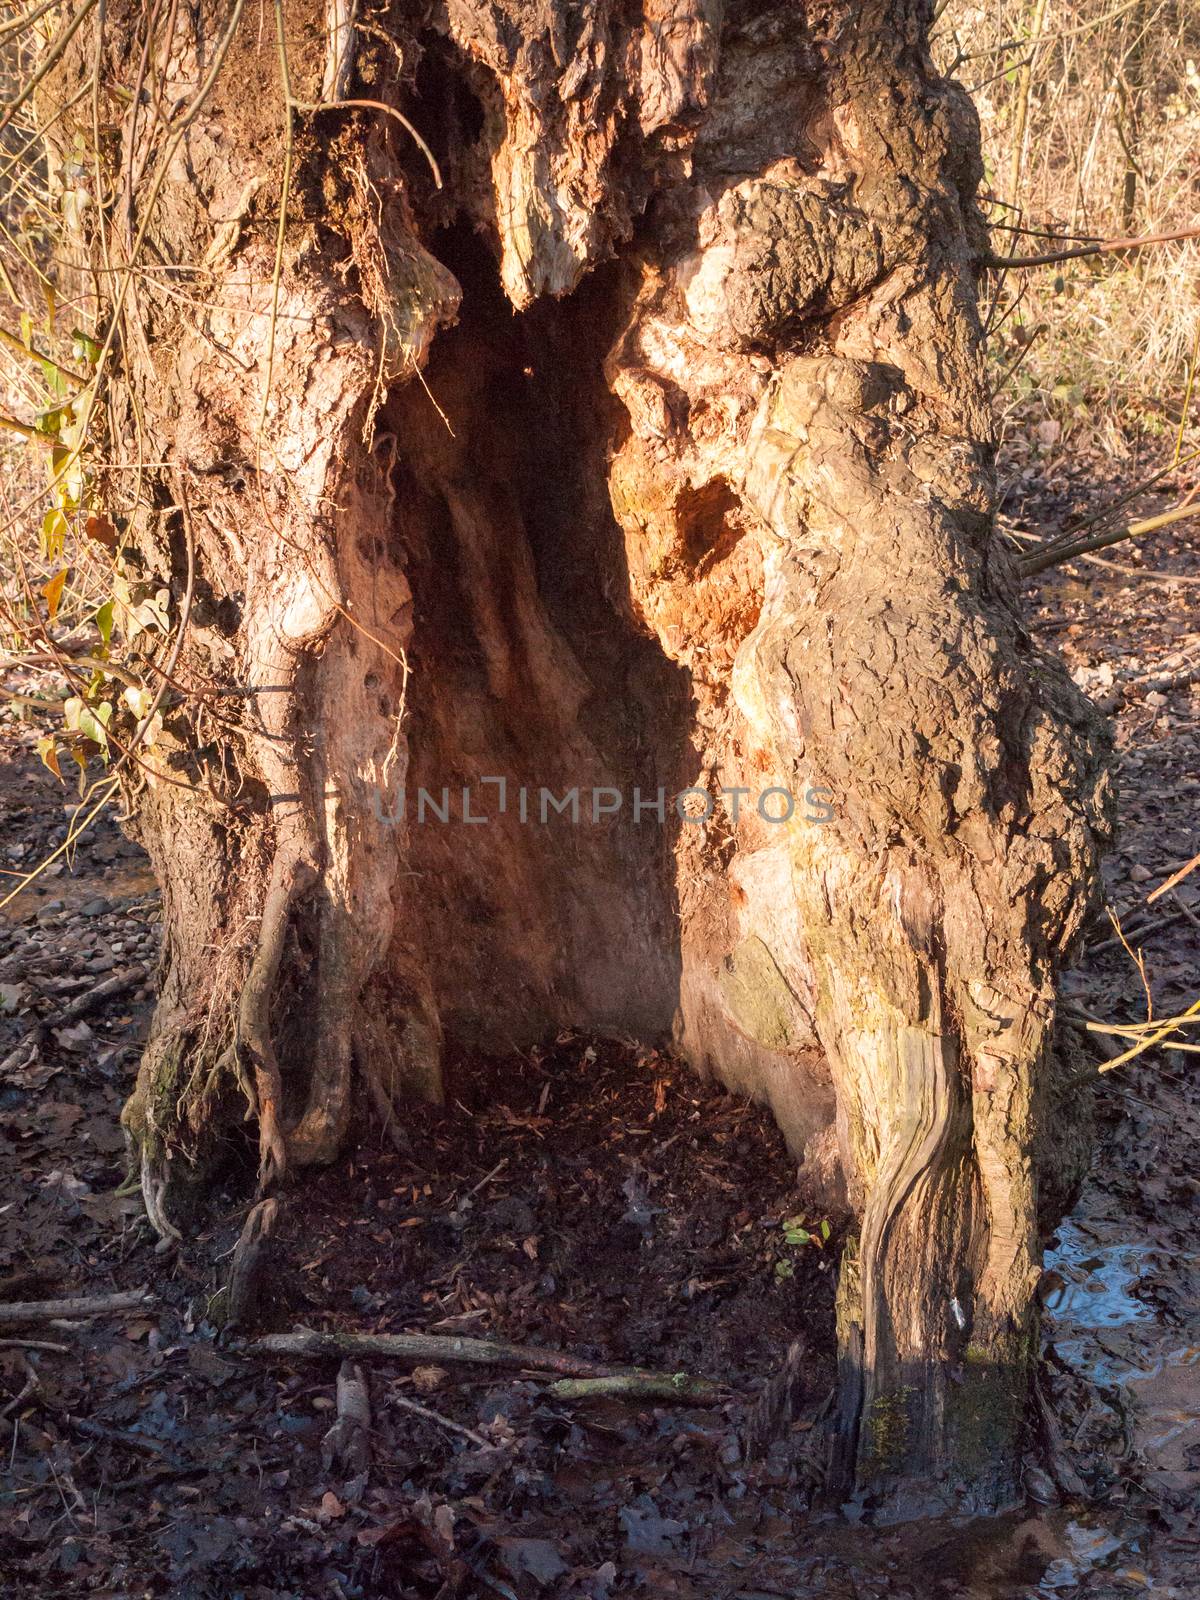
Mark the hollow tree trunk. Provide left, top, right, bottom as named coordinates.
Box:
left=44, top=0, right=1109, bottom=1510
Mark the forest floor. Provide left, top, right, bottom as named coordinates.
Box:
left=1, top=453, right=1199, bottom=1597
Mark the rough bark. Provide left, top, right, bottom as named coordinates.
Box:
left=42, top=0, right=1111, bottom=1512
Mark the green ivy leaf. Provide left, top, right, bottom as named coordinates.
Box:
left=39, top=359, right=68, bottom=399
left=72, top=329, right=101, bottom=366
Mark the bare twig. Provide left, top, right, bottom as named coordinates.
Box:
left=1020, top=500, right=1200, bottom=576
left=390, top=1391, right=489, bottom=1448
left=1148, top=850, right=1200, bottom=903
left=290, top=98, right=441, bottom=189
left=0, top=0, right=101, bottom=136
left=985, top=221, right=1200, bottom=271
left=0, top=1356, right=38, bottom=1421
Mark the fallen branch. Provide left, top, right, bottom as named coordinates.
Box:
left=57, top=966, right=147, bottom=1025
left=1140, top=667, right=1200, bottom=697
left=0, top=1337, right=71, bottom=1353
left=1086, top=902, right=1190, bottom=955
left=0, top=967, right=148, bottom=1078
left=0, top=1288, right=153, bottom=1325
left=547, top=1373, right=725, bottom=1405
left=250, top=1328, right=612, bottom=1376
left=48, top=1408, right=181, bottom=1461
left=250, top=1329, right=721, bottom=1400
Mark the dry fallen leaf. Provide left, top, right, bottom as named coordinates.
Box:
left=411, top=1364, right=448, bottom=1394
left=318, top=1490, right=345, bottom=1522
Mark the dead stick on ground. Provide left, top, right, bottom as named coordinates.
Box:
left=250, top=1328, right=612, bottom=1375
left=0, top=1357, right=38, bottom=1422
left=249, top=1330, right=716, bottom=1395
left=390, top=1391, right=490, bottom=1447
left=1087, top=903, right=1188, bottom=956
left=46, top=1408, right=182, bottom=1461
left=58, top=966, right=147, bottom=1024
left=0, top=967, right=147, bottom=1076
left=546, top=1373, right=725, bottom=1405
left=0, top=1337, right=71, bottom=1353
left=0, top=1289, right=153, bottom=1325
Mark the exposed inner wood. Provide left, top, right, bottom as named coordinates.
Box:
left=39, top=0, right=1113, bottom=1509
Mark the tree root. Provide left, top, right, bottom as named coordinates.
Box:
left=140, top=1147, right=183, bottom=1244
left=237, top=850, right=317, bottom=1191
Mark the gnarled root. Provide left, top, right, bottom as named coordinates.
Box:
left=235, top=844, right=318, bottom=1192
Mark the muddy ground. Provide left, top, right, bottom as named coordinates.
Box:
left=1, top=457, right=1199, bottom=1597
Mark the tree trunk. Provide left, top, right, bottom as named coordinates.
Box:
left=43, top=0, right=1110, bottom=1512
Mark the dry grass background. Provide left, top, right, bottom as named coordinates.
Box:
left=938, top=0, right=1200, bottom=458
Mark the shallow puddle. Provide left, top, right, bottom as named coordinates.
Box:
left=1043, top=1221, right=1156, bottom=1330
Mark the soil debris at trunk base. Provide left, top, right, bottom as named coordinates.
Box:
left=2, top=621, right=1200, bottom=1593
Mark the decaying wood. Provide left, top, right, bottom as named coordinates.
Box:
left=0, top=1289, right=153, bottom=1325
left=44, top=0, right=1112, bottom=1507
left=742, top=1340, right=810, bottom=1459
left=321, top=1359, right=371, bottom=1501
left=225, top=1198, right=280, bottom=1333
left=1034, top=1382, right=1089, bottom=1499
